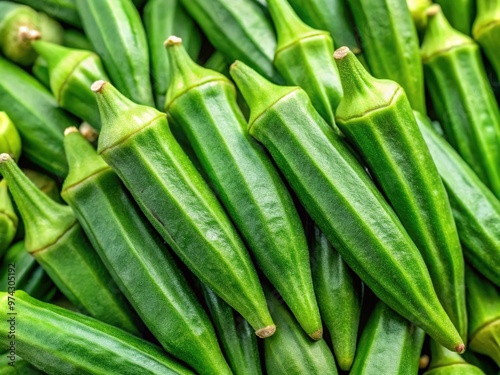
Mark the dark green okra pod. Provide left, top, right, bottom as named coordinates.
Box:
left=10, top=0, right=81, bottom=27
left=335, top=47, right=466, bottom=341
left=466, top=265, right=500, bottom=366
left=201, top=284, right=262, bottom=375
left=473, top=0, right=500, bottom=79
left=421, top=5, right=500, bottom=199
left=230, top=61, right=464, bottom=352
left=310, top=226, right=362, bottom=371
left=61, top=128, right=232, bottom=375
left=93, top=80, right=275, bottom=338
left=144, top=0, right=201, bottom=109
left=350, top=301, right=425, bottom=375
left=424, top=340, right=486, bottom=375
left=0, top=112, right=21, bottom=162
left=347, top=0, right=426, bottom=114
left=204, top=51, right=230, bottom=76
left=0, top=291, right=195, bottom=375
left=32, top=41, right=109, bottom=130
left=77, top=0, right=154, bottom=106
left=0, top=154, right=140, bottom=335
left=0, top=179, right=18, bottom=258
left=165, top=37, right=321, bottom=340
left=435, top=0, right=474, bottom=35
left=414, top=112, right=500, bottom=288
left=267, top=0, right=342, bottom=127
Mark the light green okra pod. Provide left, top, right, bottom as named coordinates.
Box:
left=38, top=12, right=63, bottom=45
left=473, top=0, right=500, bottom=80
left=0, top=179, right=18, bottom=258
left=11, top=0, right=81, bottom=27
left=424, top=339, right=486, bottom=375
left=435, top=0, right=475, bottom=35
left=0, top=112, right=21, bottom=162
left=62, top=29, right=94, bottom=51
left=406, top=0, right=432, bottom=31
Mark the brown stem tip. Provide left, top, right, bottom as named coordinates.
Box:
left=164, top=35, right=182, bottom=47
left=64, top=127, right=79, bottom=136
left=0, top=153, right=12, bottom=163
left=334, top=46, right=351, bottom=60
left=255, top=325, right=276, bottom=338
left=91, top=80, right=107, bottom=93
left=309, top=328, right=323, bottom=341
left=19, top=26, right=41, bottom=41
left=426, top=4, right=441, bottom=17
left=455, top=343, right=465, bottom=354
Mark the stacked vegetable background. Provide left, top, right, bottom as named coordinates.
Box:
left=0, top=0, right=499, bottom=373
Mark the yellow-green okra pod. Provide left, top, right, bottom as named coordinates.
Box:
left=0, top=112, right=21, bottom=162
left=61, top=128, right=232, bottom=375
left=165, top=37, right=321, bottom=340
left=473, top=0, right=500, bottom=79
left=406, top=0, right=432, bottom=31
left=230, top=61, right=464, bottom=352
left=0, top=180, right=17, bottom=258
left=0, top=154, right=140, bottom=335
left=267, top=0, right=342, bottom=127
left=421, top=5, right=500, bottom=199
left=93, top=80, right=275, bottom=338
left=435, top=0, right=475, bottom=35
left=334, top=47, right=466, bottom=341
left=10, top=0, right=81, bottom=28
left=347, top=0, right=426, bottom=114
left=424, top=340, right=486, bottom=375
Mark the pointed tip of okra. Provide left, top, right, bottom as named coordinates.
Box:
left=164, top=35, right=182, bottom=47
left=455, top=343, right=465, bottom=354
left=0, top=153, right=12, bottom=163
left=64, top=126, right=79, bottom=136
left=256, top=325, right=277, bottom=338
left=333, top=46, right=351, bottom=60
left=309, top=328, right=323, bottom=341
left=91, top=80, right=107, bottom=93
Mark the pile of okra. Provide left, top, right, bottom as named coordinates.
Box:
left=0, top=0, right=499, bottom=374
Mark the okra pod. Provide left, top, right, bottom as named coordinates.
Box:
left=38, top=12, right=63, bottom=45
left=423, top=339, right=486, bottom=374
left=204, top=51, right=230, bottom=76
left=0, top=112, right=22, bottom=162
left=406, top=0, right=432, bottom=31
left=165, top=37, right=321, bottom=339
left=335, top=47, right=466, bottom=341
left=32, top=56, right=50, bottom=88
left=472, top=0, right=500, bottom=80
left=61, top=128, right=232, bottom=375
left=267, top=0, right=343, bottom=126
left=0, top=154, right=140, bottom=335
left=421, top=5, right=500, bottom=199
left=0, top=179, right=18, bottom=258
left=435, top=0, right=474, bottom=35
left=347, top=0, right=426, bottom=113
left=62, top=29, right=94, bottom=51
left=76, top=0, right=154, bottom=106
left=0, top=355, right=44, bottom=374
left=11, top=0, right=81, bottom=27
left=93, top=80, right=275, bottom=337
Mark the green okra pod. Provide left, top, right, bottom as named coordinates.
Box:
left=61, top=128, right=232, bottom=375
left=32, top=41, right=109, bottom=130
left=144, top=0, right=201, bottom=109
left=93, top=80, right=275, bottom=338
left=435, top=0, right=474, bottom=35
left=335, top=47, right=466, bottom=341
left=0, top=153, right=140, bottom=335
left=350, top=301, right=425, bottom=375
left=424, top=340, right=486, bottom=375
left=473, top=0, right=500, bottom=80
left=62, top=29, right=94, bottom=51
left=76, top=0, right=154, bottom=106
left=165, top=37, right=321, bottom=340
left=414, top=112, right=500, bottom=288
left=204, top=51, right=230, bottom=76
left=466, top=265, right=500, bottom=366
left=347, top=0, right=426, bottom=114
left=180, top=0, right=282, bottom=83
left=230, top=61, right=464, bottom=353
left=406, top=0, right=432, bottom=31
left=267, top=0, right=343, bottom=127
left=38, top=12, right=63, bottom=45
left=11, top=0, right=81, bottom=27
left=0, top=291, right=195, bottom=375
left=0, top=355, right=44, bottom=374
left=32, top=56, right=50, bottom=88
left=0, top=112, right=21, bottom=162
left=0, top=179, right=18, bottom=258
left=310, top=226, right=362, bottom=371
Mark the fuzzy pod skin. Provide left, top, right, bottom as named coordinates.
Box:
left=61, top=129, right=232, bottom=375
left=267, top=0, right=342, bottom=127
left=201, top=284, right=263, bottom=375
left=424, top=340, right=486, bottom=375
left=0, top=355, right=44, bottom=374
left=350, top=301, right=425, bottom=375
left=165, top=38, right=321, bottom=340
left=0, top=291, right=195, bottom=375
left=0, top=57, right=78, bottom=176
left=77, top=0, right=154, bottom=106
left=473, top=0, right=500, bottom=79
left=144, top=0, right=201, bottom=110
left=32, top=41, right=109, bottom=130
left=0, top=112, right=22, bottom=162
left=62, top=29, right=94, bottom=51
left=0, top=154, right=140, bottom=335
left=230, top=61, right=465, bottom=353
left=414, top=112, right=500, bottom=288
left=0, top=179, right=18, bottom=258
left=264, top=289, right=338, bottom=374
left=310, top=226, right=362, bottom=371
left=406, top=0, right=432, bottom=31
left=94, top=80, right=275, bottom=338
left=335, top=48, right=467, bottom=341
left=347, top=0, right=426, bottom=114
left=0, top=241, right=57, bottom=302
left=422, top=6, right=500, bottom=199
left=435, top=0, right=474, bottom=35
left=11, top=0, right=81, bottom=27
left=180, top=0, right=282, bottom=83
left=466, top=265, right=500, bottom=366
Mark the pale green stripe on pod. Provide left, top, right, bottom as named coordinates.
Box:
left=77, top=0, right=154, bottom=106
left=335, top=48, right=466, bottom=341
left=144, top=0, right=201, bottom=110
left=310, top=226, right=362, bottom=371
left=0, top=291, right=195, bottom=375
left=414, top=112, right=500, bottom=288
left=347, top=0, right=426, bottom=114
left=11, top=0, right=81, bottom=27
left=424, top=340, right=486, bottom=375
left=466, top=265, right=500, bottom=366
left=473, top=0, right=500, bottom=79
left=350, top=301, right=425, bottom=375
left=407, top=0, right=432, bottom=31
left=264, top=289, right=338, bottom=374
left=230, top=61, right=464, bottom=352
left=33, top=41, right=109, bottom=130
left=201, top=284, right=263, bottom=375
left=61, top=129, right=232, bottom=375
left=94, top=80, right=275, bottom=337
left=180, top=0, right=283, bottom=83
left=421, top=5, right=500, bottom=200
left=435, top=0, right=475, bottom=35
left=0, top=112, right=22, bottom=162
left=267, top=0, right=342, bottom=127
left=0, top=154, right=140, bottom=335
left=62, top=29, right=94, bottom=51
left=0, top=179, right=18, bottom=258
left=165, top=38, right=321, bottom=340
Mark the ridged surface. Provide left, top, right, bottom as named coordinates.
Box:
left=473, top=0, right=500, bottom=80
left=424, top=339, right=485, bottom=375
